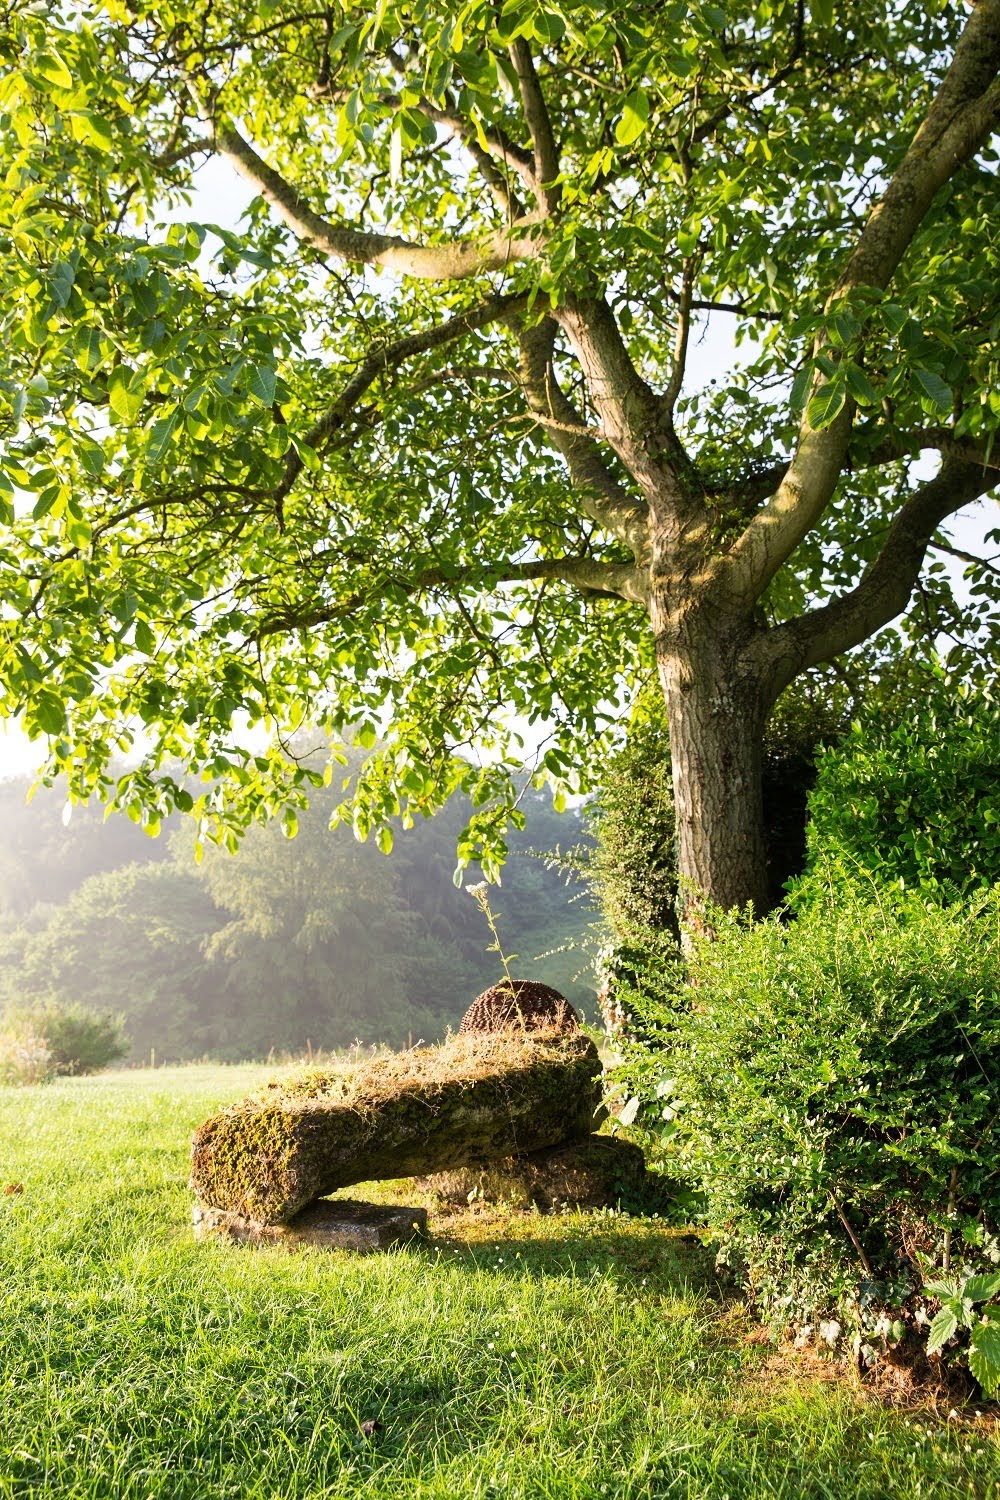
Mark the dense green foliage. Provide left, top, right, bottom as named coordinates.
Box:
left=586, top=697, right=679, bottom=955
left=1, top=2, right=998, bottom=909
left=1, top=1066, right=998, bottom=1498
left=657, top=881, right=1000, bottom=1388
left=0, top=773, right=594, bottom=1062
left=0, top=1002, right=126, bottom=1085
left=0, top=998, right=127, bottom=1081
left=806, top=682, right=1000, bottom=901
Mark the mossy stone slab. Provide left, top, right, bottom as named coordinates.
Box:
left=420, top=1133, right=648, bottom=1211
left=191, top=1031, right=601, bottom=1225
left=192, top=1198, right=428, bottom=1251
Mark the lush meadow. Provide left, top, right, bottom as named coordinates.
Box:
left=1, top=1066, right=997, bottom=1500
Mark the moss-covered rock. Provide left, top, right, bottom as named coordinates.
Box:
left=420, top=1133, right=647, bottom=1211
left=190, top=1030, right=602, bottom=1224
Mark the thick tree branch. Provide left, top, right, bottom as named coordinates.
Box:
left=272, top=294, right=528, bottom=507
left=663, top=257, right=696, bottom=414
left=518, top=319, right=649, bottom=556
left=552, top=298, right=688, bottom=507
left=851, top=424, right=1000, bottom=473
left=254, top=554, right=644, bottom=637
left=340, top=62, right=536, bottom=215
left=204, top=115, right=546, bottom=279
left=377, top=54, right=538, bottom=201
left=751, top=459, right=997, bottom=693
left=509, top=40, right=561, bottom=213
left=722, top=0, right=1000, bottom=603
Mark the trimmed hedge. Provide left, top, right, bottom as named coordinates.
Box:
left=661, top=879, right=1000, bottom=1388
left=806, top=683, right=1000, bottom=901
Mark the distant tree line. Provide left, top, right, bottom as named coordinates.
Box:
left=0, top=769, right=594, bottom=1062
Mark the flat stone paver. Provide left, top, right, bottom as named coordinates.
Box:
left=192, top=1197, right=428, bottom=1251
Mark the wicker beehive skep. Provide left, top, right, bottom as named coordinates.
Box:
left=458, top=979, right=580, bottom=1036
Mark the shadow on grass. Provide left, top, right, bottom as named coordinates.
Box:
left=422, top=1221, right=713, bottom=1290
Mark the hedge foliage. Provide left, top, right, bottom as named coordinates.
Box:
left=806, top=682, right=1000, bottom=900
left=659, top=879, right=1000, bottom=1386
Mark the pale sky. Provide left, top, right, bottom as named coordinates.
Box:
left=1, top=157, right=995, bottom=782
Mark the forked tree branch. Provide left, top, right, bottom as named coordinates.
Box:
left=721, top=0, right=1000, bottom=603
left=553, top=297, right=688, bottom=513
left=518, top=318, right=649, bottom=557
left=202, top=113, right=546, bottom=279
left=751, top=459, right=997, bottom=694
left=273, top=293, right=528, bottom=504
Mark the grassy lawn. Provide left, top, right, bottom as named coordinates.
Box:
left=0, top=1066, right=996, bottom=1500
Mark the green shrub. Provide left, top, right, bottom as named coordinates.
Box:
left=806, top=682, right=1000, bottom=901
left=662, top=879, right=1000, bottom=1390
left=2, top=1001, right=127, bottom=1077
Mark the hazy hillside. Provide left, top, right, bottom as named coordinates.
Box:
left=0, top=772, right=596, bottom=1062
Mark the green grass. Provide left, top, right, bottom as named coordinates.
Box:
left=0, top=1066, right=997, bottom=1500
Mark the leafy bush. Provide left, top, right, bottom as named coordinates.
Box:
left=661, top=879, right=1000, bottom=1390
left=806, top=681, right=1000, bottom=900
left=2, top=1001, right=127, bottom=1077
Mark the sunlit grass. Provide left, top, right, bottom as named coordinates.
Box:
left=0, top=1066, right=997, bottom=1499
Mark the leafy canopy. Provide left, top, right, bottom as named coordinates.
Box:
left=1, top=0, right=998, bottom=873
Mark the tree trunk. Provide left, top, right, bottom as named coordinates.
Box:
left=651, top=593, right=772, bottom=918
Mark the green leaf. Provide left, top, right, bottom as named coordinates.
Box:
left=845, top=365, right=878, bottom=406
left=969, top=1320, right=1000, bottom=1397
left=881, top=304, right=907, bottom=335
left=108, top=367, right=145, bottom=424
left=133, top=618, right=155, bottom=655
left=828, top=311, right=860, bottom=347
left=376, top=825, right=394, bottom=855
left=75, top=327, right=104, bottom=374
left=531, top=12, right=565, bottom=43
left=32, top=486, right=60, bottom=522
left=812, top=0, right=833, bottom=25
left=926, top=1304, right=959, bottom=1354
left=145, top=411, right=181, bottom=467
left=246, top=364, right=277, bottom=407
left=615, top=91, right=649, bottom=147
left=32, top=691, right=66, bottom=737
left=34, top=50, right=74, bottom=90
left=73, top=112, right=115, bottom=152
left=914, top=368, right=953, bottom=413
left=923, top=1277, right=961, bottom=1299
left=807, top=381, right=847, bottom=431
left=964, top=1272, right=1000, bottom=1304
